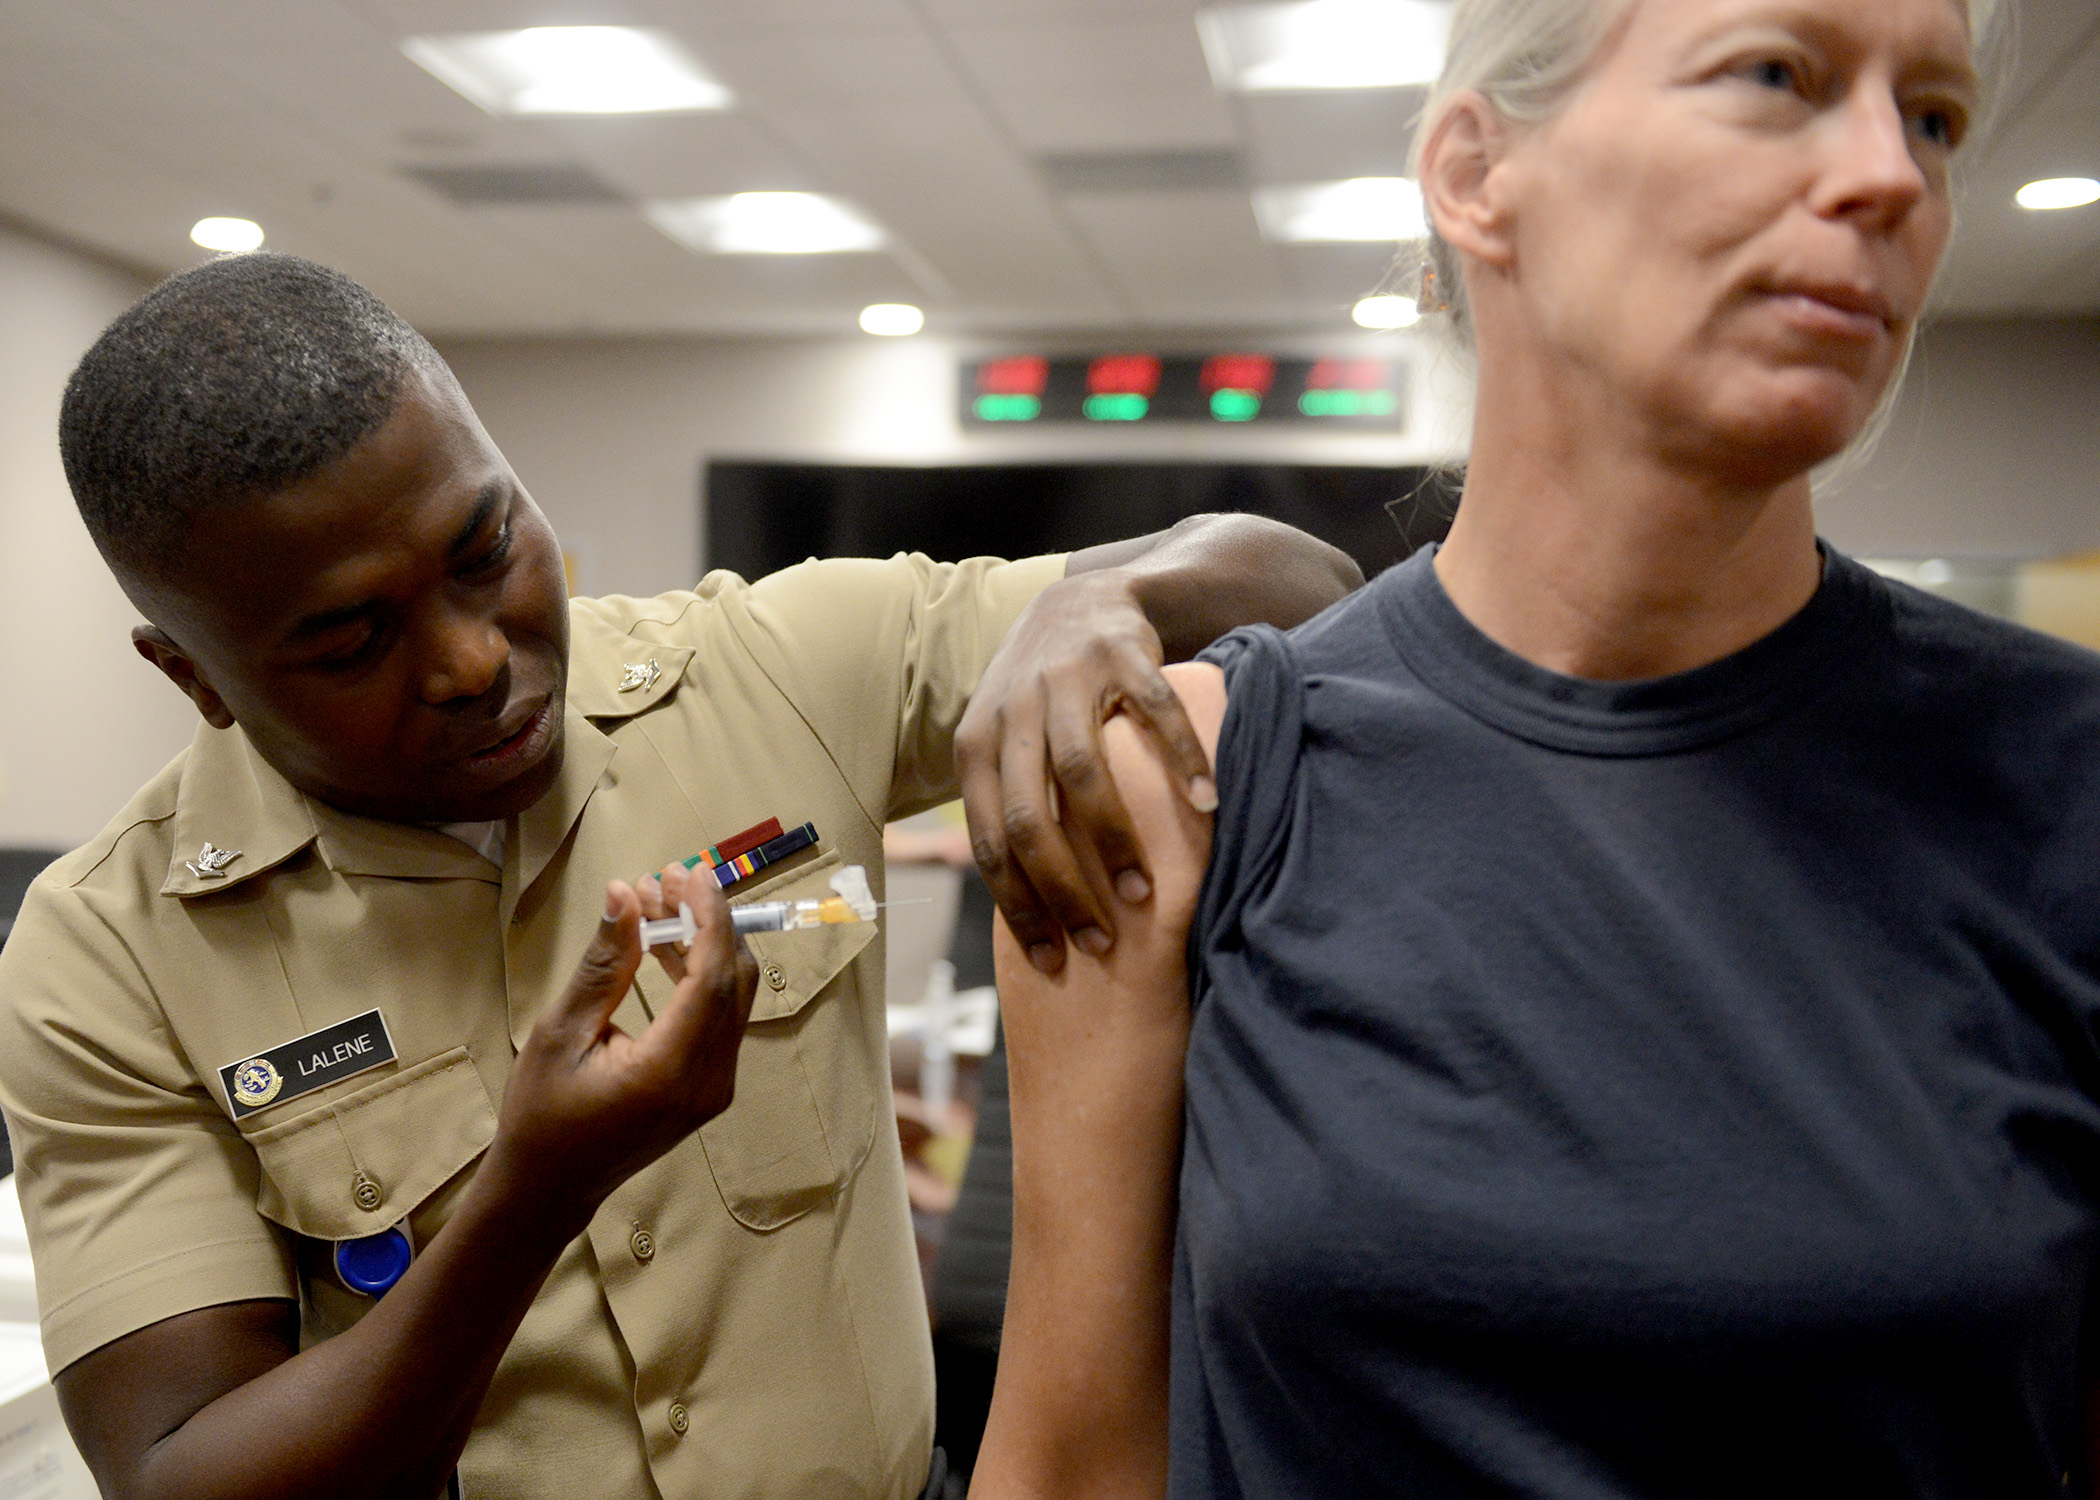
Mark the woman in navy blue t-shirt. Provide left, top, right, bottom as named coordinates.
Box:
left=970, top=0, right=2100, bottom=1495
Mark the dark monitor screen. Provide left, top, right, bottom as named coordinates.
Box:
left=704, top=461, right=1454, bottom=585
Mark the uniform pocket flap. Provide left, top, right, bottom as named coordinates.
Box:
left=247, top=1048, right=497, bottom=1242
left=734, top=852, right=879, bottom=1024
left=698, top=1049, right=842, bottom=1232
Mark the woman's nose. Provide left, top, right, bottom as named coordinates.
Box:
left=1813, top=84, right=1928, bottom=230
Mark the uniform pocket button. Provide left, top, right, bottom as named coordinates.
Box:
left=763, top=962, right=787, bottom=992
left=669, top=1402, right=690, bottom=1436
left=352, top=1173, right=382, bottom=1212
left=630, top=1226, right=656, bottom=1263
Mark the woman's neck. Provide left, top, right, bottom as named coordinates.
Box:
left=1433, top=371, right=1824, bottom=683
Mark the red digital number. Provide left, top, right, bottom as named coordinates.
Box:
left=1087, top=354, right=1163, bottom=397
left=977, top=356, right=1050, bottom=396
left=1306, top=358, right=1389, bottom=391
left=1200, top=353, right=1276, bottom=395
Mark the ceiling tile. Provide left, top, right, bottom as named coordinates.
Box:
left=935, top=12, right=1235, bottom=151
left=1060, top=190, right=1293, bottom=324
left=522, top=114, right=815, bottom=199
left=1037, top=148, right=1244, bottom=193
left=1238, top=88, right=1425, bottom=185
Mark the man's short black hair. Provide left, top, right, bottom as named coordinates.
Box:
left=60, top=252, right=442, bottom=582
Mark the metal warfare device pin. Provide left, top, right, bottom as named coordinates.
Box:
left=185, top=842, right=242, bottom=879
left=218, top=1009, right=397, bottom=1120
left=617, top=658, right=662, bottom=692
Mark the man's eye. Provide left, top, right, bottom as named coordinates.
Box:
left=464, top=522, right=515, bottom=576
left=311, top=628, right=386, bottom=671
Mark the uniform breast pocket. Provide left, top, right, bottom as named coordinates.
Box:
left=243, top=1047, right=498, bottom=1245
left=639, top=851, right=879, bottom=1231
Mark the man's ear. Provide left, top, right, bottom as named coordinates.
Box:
left=132, top=626, right=236, bottom=730
left=1419, top=90, right=1519, bottom=271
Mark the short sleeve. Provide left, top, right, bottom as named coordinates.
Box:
left=0, top=874, right=294, bottom=1372
left=727, top=552, right=1067, bottom=825
left=1190, top=625, right=1306, bottom=1013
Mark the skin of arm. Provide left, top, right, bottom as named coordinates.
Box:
left=56, top=861, right=754, bottom=1500
left=959, top=514, right=1356, bottom=979
left=971, top=661, right=1225, bottom=1500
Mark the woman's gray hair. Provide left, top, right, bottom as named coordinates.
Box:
left=1397, top=0, right=2010, bottom=347
left=1401, top=0, right=1635, bottom=343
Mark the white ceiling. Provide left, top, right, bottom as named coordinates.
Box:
left=0, top=0, right=2093, bottom=338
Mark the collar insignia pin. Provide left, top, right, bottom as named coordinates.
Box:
left=185, top=842, right=242, bottom=880
left=617, top=659, right=662, bottom=693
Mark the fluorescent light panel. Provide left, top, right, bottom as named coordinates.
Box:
left=2016, top=177, right=2100, bottom=211
left=860, top=303, right=924, bottom=336
left=1352, top=294, right=1419, bottom=328
left=1254, top=177, right=1425, bottom=242
left=403, top=27, right=731, bottom=116
left=1198, top=0, right=1449, bottom=92
left=646, top=193, right=886, bottom=255
left=191, top=217, right=264, bottom=252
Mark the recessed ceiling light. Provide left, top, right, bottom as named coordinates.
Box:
left=644, top=193, right=886, bottom=255
left=2015, top=176, right=2100, bottom=211
left=1352, top=293, right=1419, bottom=328
left=1254, top=178, right=1425, bottom=242
left=1198, top=0, right=1449, bottom=92
left=860, top=303, right=924, bottom=336
left=190, top=217, right=264, bottom=253
left=402, top=27, right=731, bottom=116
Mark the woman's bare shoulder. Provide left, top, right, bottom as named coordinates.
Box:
left=1162, top=660, right=1227, bottom=764
left=1098, top=661, right=1224, bottom=907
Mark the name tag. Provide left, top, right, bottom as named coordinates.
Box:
left=219, top=1010, right=397, bottom=1120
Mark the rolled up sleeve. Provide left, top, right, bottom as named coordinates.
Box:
left=0, top=872, right=293, bottom=1373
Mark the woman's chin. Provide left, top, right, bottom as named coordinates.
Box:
left=1683, top=373, right=1879, bottom=485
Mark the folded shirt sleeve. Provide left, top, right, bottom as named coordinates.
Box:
left=0, top=868, right=294, bottom=1373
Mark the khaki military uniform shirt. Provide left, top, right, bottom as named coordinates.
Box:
left=0, top=551, right=1064, bottom=1500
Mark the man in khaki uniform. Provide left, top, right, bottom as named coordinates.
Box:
left=0, top=254, right=1358, bottom=1499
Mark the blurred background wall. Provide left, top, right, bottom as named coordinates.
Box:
left=0, top=222, right=192, bottom=850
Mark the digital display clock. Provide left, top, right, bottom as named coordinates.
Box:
left=961, top=353, right=1405, bottom=429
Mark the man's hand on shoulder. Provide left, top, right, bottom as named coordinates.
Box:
left=958, top=514, right=1355, bottom=976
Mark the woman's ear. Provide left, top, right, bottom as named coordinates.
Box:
left=132, top=626, right=236, bottom=729
left=1419, top=90, right=1518, bottom=270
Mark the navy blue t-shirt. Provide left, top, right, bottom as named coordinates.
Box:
left=1175, top=546, right=2100, bottom=1498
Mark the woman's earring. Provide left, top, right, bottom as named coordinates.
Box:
left=1417, top=264, right=1451, bottom=315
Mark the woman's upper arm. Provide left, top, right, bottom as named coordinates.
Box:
left=1163, top=660, right=1227, bottom=765
left=972, top=661, right=1224, bottom=1500
left=1095, top=661, right=1224, bottom=931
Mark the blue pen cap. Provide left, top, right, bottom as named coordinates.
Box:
left=335, top=1226, right=413, bottom=1298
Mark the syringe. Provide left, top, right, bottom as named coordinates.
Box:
left=640, top=863, right=885, bottom=948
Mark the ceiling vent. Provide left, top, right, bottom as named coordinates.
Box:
left=1037, top=149, right=1245, bottom=196
left=399, top=162, right=627, bottom=207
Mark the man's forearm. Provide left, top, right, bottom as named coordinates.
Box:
left=68, top=1145, right=579, bottom=1500
left=1066, top=513, right=1362, bottom=661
